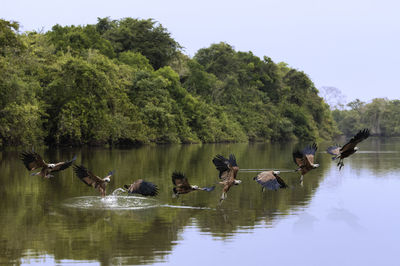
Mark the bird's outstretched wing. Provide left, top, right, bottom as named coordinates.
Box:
left=124, top=179, right=158, bottom=196
left=172, top=172, right=192, bottom=189
left=303, top=143, right=317, bottom=166
left=292, top=150, right=304, bottom=167
left=275, top=175, right=288, bottom=188
left=340, top=129, right=370, bottom=153
left=212, top=154, right=237, bottom=180
left=51, top=155, right=77, bottom=172
left=20, top=151, right=46, bottom=171
left=73, top=165, right=103, bottom=187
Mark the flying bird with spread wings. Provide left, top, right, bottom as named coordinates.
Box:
left=124, top=179, right=159, bottom=197
left=293, top=143, right=319, bottom=183
left=327, top=129, right=370, bottom=170
left=171, top=172, right=215, bottom=197
left=20, top=151, right=76, bottom=178
left=253, top=170, right=288, bottom=192
left=212, top=154, right=241, bottom=204
left=73, top=165, right=114, bottom=197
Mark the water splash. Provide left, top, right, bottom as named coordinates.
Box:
left=62, top=195, right=159, bottom=210
left=111, top=187, right=127, bottom=196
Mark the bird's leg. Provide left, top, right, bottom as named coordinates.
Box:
left=30, top=172, right=40, bottom=176
left=219, top=192, right=227, bottom=205
left=339, top=162, right=344, bottom=171
left=172, top=193, right=179, bottom=199
left=337, top=159, right=343, bottom=169
left=45, top=174, right=54, bottom=179
left=300, top=175, right=304, bottom=186
left=338, top=159, right=344, bottom=170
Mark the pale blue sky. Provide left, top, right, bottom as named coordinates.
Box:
left=2, top=0, right=399, bottom=103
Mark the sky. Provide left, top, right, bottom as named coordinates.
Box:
left=2, top=0, right=399, bottom=103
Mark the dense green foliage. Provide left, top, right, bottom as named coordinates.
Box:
left=332, top=98, right=400, bottom=136
left=0, top=18, right=337, bottom=147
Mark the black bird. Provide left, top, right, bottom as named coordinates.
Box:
left=212, top=154, right=241, bottom=204
left=253, top=170, right=288, bottom=192
left=172, top=171, right=215, bottom=197
left=73, top=165, right=114, bottom=197
left=124, top=179, right=159, bottom=197
left=20, top=151, right=76, bottom=178
left=293, top=143, right=319, bottom=183
left=327, top=129, right=370, bottom=170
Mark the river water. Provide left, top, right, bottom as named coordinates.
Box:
left=1, top=138, right=399, bottom=265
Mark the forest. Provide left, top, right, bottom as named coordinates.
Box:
left=332, top=98, right=400, bottom=137
left=0, top=17, right=341, bottom=147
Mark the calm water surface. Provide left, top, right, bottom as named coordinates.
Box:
left=1, top=138, right=400, bottom=265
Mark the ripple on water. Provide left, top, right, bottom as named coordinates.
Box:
left=62, top=195, right=160, bottom=210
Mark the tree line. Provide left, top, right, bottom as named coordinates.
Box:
left=332, top=98, right=400, bottom=136
left=0, top=17, right=338, bottom=147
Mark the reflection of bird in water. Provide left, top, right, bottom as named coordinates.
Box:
left=73, top=165, right=114, bottom=197
left=212, top=154, right=241, bottom=205
left=327, top=207, right=364, bottom=231
left=124, top=179, right=159, bottom=196
left=293, top=143, right=319, bottom=184
left=171, top=172, right=215, bottom=198
left=253, top=170, right=288, bottom=192
left=293, top=212, right=318, bottom=234
left=327, top=129, right=370, bottom=170
left=20, top=151, right=76, bottom=178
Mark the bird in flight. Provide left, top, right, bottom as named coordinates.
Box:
left=124, top=179, right=159, bottom=197
left=73, top=165, right=114, bottom=197
left=171, top=171, right=215, bottom=197
left=20, top=151, right=76, bottom=178
left=253, top=170, right=288, bottom=192
left=327, top=129, right=370, bottom=170
left=212, top=154, right=241, bottom=205
left=293, top=143, right=319, bottom=183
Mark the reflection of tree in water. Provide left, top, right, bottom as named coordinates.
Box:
left=0, top=143, right=334, bottom=264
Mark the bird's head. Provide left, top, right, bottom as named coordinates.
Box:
left=313, top=164, right=320, bottom=168
left=191, top=185, right=199, bottom=190
left=354, top=147, right=359, bottom=151
left=273, top=170, right=280, bottom=175
left=234, top=179, right=242, bottom=185
left=48, top=164, right=56, bottom=169
left=103, top=177, right=111, bottom=183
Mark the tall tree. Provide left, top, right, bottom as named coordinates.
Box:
left=98, top=17, right=181, bottom=69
